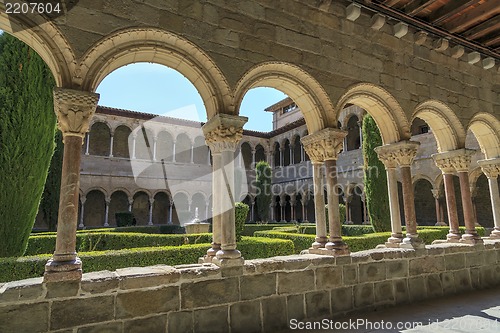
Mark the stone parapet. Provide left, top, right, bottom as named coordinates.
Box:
left=2, top=241, right=500, bottom=332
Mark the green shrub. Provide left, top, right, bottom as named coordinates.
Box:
left=242, top=224, right=295, bottom=236
left=342, top=225, right=375, bottom=236
left=115, top=212, right=135, bottom=227
left=235, top=202, right=249, bottom=241
left=0, top=237, right=293, bottom=282
left=325, top=204, right=346, bottom=225
left=25, top=233, right=213, bottom=256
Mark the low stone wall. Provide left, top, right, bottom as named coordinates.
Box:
left=1, top=241, right=500, bottom=333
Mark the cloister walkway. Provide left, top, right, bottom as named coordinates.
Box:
left=286, top=285, right=500, bottom=333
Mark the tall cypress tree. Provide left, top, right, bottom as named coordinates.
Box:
left=362, top=115, right=391, bottom=232
left=0, top=33, right=57, bottom=257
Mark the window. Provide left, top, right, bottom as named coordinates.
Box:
left=282, top=102, right=297, bottom=114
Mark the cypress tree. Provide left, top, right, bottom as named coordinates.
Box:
left=0, top=33, right=57, bottom=257
left=362, top=114, right=391, bottom=232
left=255, top=161, right=272, bottom=222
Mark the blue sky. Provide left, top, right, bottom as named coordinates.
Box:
left=96, top=63, right=287, bottom=132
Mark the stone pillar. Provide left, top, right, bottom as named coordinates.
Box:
left=301, top=199, right=306, bottom=222
left=470, top=186, right=480, bottom=226
left=280, top=200, right=286, bottom=222
left=104, top=198, right=110, bottom=227
left=128, top=198, right=133, bottom=212
left=279, top=148, right=284, bottom=167
left=448, top=149, right=482, bottom=244
left=172, top=140, right=176, bottom=162
left=205, top=202, right=210, bottom=222
left=344, top=193, right=352, bottom=224
left=79, top=198, right=86, bottom=229
left=202, top=114, right=247, bottom=267
left=44, top=88, right=99, bottom=282
left=148, top=198, right=154, bottom=225
left=431, top=189, right=447, bottom=226
left=109, top=134, right=114, bottom=157
left=250, top=200, right=255, bottom=221
left=478, top=158, right=500, bottom=238
left=131, top=134, right=137, bottom=160
left=375, top=146, right=403, bottom=246
left=270, top=202, right=275, bottom=222
left=252, top=148, right=256, bottom=166
left=290, top=197, right=296, bottom=222
left=190, top=144, right=195, bottom=164
left=301, top=145, right=305, bottom=163
left=84, top=133, right=90, bottom=155
left=392, top=141, right=424, bottom=249
left=168, top=200, right=173, bottom=224
left=207, top=149, right=211, bottom=165
left=357, top=120, right=363, bottom=149
left=433, top=153, right=461, bottom=241
left=289, top=145, right=294, bottom=165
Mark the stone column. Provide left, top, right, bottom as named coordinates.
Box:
left=79, top=197, right=86, bottom=229
left=279, top=148, right=284, bottom=167
left=431, top=189, right=447, bottom=226
left=392, top=141, right=424, bottom=249
left=301, top=145, right=305, bottom=163
left=270, top=202, right=275, bottom=222
left=375, top=146, right=403, bottom=247
left=470, top=186, right=480, bottom=226
left=478, top=158, right=500, bottom=238
left=301, top=198, right=306, bottom=222
left=252, top=148, right=256, bottom=166
left=289, top=145, right=294, bottom=165
left=104, top=198, right=110, bottom=227
left=44, top=88, right=99, bottom=282
left=290, top=197, right=296, bottom=222
left=357, top=120, right=363, bottom=149
left=202, top=114, right=247, bottom=267
left=344, top=192, right=352, bottom=224
left=172, top=140, right=176, bottom=162
left=128, top=198, right=133, bottom=212
left=131, top=134, right=137, bottom=160
left=148, top=198, right=154, bottom=225
left=168, top=200, right=173, bottom=224
left=109, top=134, right=114, bottom=157
left=433, top=153, right=461, bottom=241
left=84, top=133, right=90, bottom=155
left=280, top=201, right=286, bottom=222
left=190, top=144, right=194, bottom=164
left=448, top=149, right=482, bottom=244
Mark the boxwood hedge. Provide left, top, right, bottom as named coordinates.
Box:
left=0, top=237, right=294, bottom=283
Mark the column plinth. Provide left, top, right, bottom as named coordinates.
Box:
left=44, top=88, right=99, bottom=283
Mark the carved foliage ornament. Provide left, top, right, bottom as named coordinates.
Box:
left=204, top=124, right=243, bottom=153
left=53, top=88, right=99, bottom=138
left=478, top=159, right=500, bottom=179
left=301, top=128, right=346, bottom=163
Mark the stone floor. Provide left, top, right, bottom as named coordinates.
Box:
left=280, top=286, right=500, bottom=332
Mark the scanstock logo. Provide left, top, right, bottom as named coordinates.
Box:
left=2, top=1, right=79, bottom=33
left=128, top=107, right=248, bottom=225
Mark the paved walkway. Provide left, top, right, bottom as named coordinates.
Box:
left=281, top=286, right=500, bottom=332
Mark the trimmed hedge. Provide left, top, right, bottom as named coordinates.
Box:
left=254, top=227, right=479, bottom=254
left=0, top=237, right=294, bottom=283
left=242, top=224, right=296, bottom=236
left=271, top=224, right=375, bottom=236
left=32, top=224, right=186, bottom=236
left=25, top=233, right=213, bottom=256
left=235, top=202, right=249, bottom=241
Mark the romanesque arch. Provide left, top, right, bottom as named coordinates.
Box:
left=468, top=113, right=500, bottom=159
left=335, top=83, right=409, bottom=144
left=412, top=100, right=466, bottom=152
left=0, top=10, right=73, bottom=86
left=234, top=62, right=335, bottom=134
left=77, top=27, right=233, bottom=118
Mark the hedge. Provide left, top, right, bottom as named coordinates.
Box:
left=254, top=227, right=479, bottom=254
left=271, top=224, right=375, bottom=236
left=32, top=224, right=186, bottom=236
left=242, top=224, right=296, bottom=236
left=0, top=237, right=294, bottom=283
left=25, top=233, right=213, bottom=256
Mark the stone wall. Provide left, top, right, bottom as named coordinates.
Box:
left=2, top=241, right=500, bottom=333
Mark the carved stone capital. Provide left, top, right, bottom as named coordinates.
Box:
left=375, top=141, right=420, bottom=168
left=202, top=114, right=247, bottom=153
left=301, top=128, right=347, bottom=163
left=478, top=158, right=500, bottom=179
left=433, top=149, right=475, bottom=173
left=53, top=88, right=99, bottom=138
left=431, top=189, right=443, bottom=200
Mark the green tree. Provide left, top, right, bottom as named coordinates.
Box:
left=362, top=115, right=391, bottom=232
left=0, top=33, right=57, bottom=257
left=255, top=161, right=272, bottom=222
left=40, top=130, right=63, bottom=231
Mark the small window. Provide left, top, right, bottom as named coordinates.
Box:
left=418, top=125, right=429, bottom=134
left=282, top=103, right=297, bottom=114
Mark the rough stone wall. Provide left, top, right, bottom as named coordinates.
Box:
left=51, top=0, right=499, bottom=126
left=1, top=242, right=500, bottom=333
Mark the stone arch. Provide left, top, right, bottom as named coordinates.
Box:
left=413, top=178, right=436, bottom=226
left=175, top=133, right=192, bottom=163
left=83, top=189, right=106, bottom=227
left=89, top=122, right=111, bottom=156
left=113, top=125, right=131, bottom=158
left=132, top=191, right=150, bottom=226
left=153, top=192, right=170, bottom=225
left=173, top=192, right=190, bottom=225
left=412, top=174, right=435, bottom=187
left=234, top=62, right=335, bottom=134
left=255, top=144, right=266, bottom=163
left=468, top=113, right=500, bottom=159
left=157, top=131, right=174, bottom=162
left=412, top=100, right=466, bottom=152
left=345, top=114, right=361, bottom=151
left=335, top=83, right=409, bottom=144
left=273, top=142, right=281, bottom=167
left=109, top=190, right=129, bottom=226
left=0, top=12, right=74, bottom=86
left=292, top=135, right=302, bottom=164
left=240, top=142, right=253, bottom=170
left=283, top=139, right=291, bottom=166
left=191, top=192, right=207, bottom=221
left=84, top=187, right=108, bottom=198
left=78, top=27, right=232, bottom=118
left=193, top=136, right=208, bottom=165
left=469, top=167, right=484, bottom=188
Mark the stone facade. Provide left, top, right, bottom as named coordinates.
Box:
left=2, top=241, right=500, bottom=332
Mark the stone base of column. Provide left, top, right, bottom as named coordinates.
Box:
left=212, top=256, right=244, bottom=267
left=460, top=233, right=484, bottom=244
left=386, top=233, right=404, bottom=247
left=312, top=236, right=328, bottom=249
left=446, top=232, right=461, bottom=242
left=325, top=240, right=350, bottom=256
left=400, top=235, right=425, bottom=249
left=435, top=221, right=447, bottom=226
left=44, top=257, right=82, bottom=283
left=308, top=247, right=350, bottom=256
left=200, top=243, right=220, bottom=263
left=489, top=228, right=500, bottom=238
left=344, top=220, right=354, bottom=225
left=362, top=221, right=371, bottom=225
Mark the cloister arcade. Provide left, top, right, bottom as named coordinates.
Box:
left=1, top=0, right=498, bottom=283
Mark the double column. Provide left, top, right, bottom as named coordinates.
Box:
left=202, top=114, right=248, bottom=267
left=302, top=128, right=349, bottom=255
left=375, top=141, right=423, bottom=249
left=478, top=158, right=500, bottom=238
left=44, top=88, right=99, bottom=282
left=433, top=149, right=482, bottom=244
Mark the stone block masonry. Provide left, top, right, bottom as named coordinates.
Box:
left=1, top=241, right=500, bottom=332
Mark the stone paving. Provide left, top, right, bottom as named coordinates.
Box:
left=280, top=285, right=500, bottom=332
